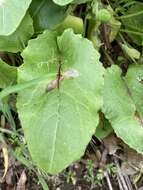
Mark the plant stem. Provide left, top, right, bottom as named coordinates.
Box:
left=120, top=29, right=143, bottom=36
left=102, top=48, right=115, bottom=65
left=118, top=10, right=143, bottom=19
left=0, top=127, right=17, bottom=135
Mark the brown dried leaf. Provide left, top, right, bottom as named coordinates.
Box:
left=103, top=134, right=120, bottom=155
left=16, top=171, right=27, bottom=190
left=5, top=168, right=14, bottom=186
left=121, top=162, right=137, bottom=176
left=123, top=145, right=143, bottom=169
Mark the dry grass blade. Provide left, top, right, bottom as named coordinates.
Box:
left=0, top=145, right=9, bottom=182
left=17, top=170, right=27, bottom=190
left=115, top=158, right=133, bottom=190
left=104, top=171, right=114, bottom=190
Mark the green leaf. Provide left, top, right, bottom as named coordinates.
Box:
left=95, top=112, right=113, bottom=139
left=29, top=0, right=67, bottom=32
left=107, top=7, right=121, bottom=42
left=72, top=0, right=91, bottom=4
left=87, top=19, right=101, bottom=50
left=121, top=2, right=143, bottom=45
left=17, top=29, right=104, bottom=174
left=96, top=9, right=112, bottom=23
left=102, top=65, right=143, bottom=154
left=53, top=0, right=73, bottom=6
left=0, top=0, right=32, bottom=35
left=0, top=59, right=17, bottom=89
left=0, top=14, right=34, bottom=53
left=121, top=44, right=140, bottom=60
left=56, top=15, right=84, bottom=35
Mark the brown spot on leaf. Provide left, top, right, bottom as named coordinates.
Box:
left=46, top=69, right=79, bottom=92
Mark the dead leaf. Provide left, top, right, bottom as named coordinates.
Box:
left=103, top=134, right=120, bottom=155
left=123, top=145, right=143, bottom=169
left=16, top=170, right=27, bottom=190
left=0, top=145, right=9, bottom=182
left=5, top=168, right=14, bottom=186
left=121, top=162, right=137, bottom=176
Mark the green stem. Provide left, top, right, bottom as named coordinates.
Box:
left=102, top=48, right=115, bottom=65
left=0, top=127, right=17, bottom=135
left=0, top=74, right=55, bottom=100
left=120, top=29, right=143, bottom=36
left=118, top=10, right=143, bottom=19
left=37, top=174, right=49, bottom=190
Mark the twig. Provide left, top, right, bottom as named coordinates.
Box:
left=124, top=175, right=134, bottom=190
left=104, top=171, right=114, bottom=190
left=114, top=158, right=129, bottom=190
left=117, top=175, right=124, bottom=190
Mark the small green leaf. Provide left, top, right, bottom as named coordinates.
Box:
left=56, top=15, right=84, bottom=35
left=0, top=14, right=34, bottom=53
left=107, top=6, right=121, bottom=42
left=96, top=9, right=112, bottom=23
left=95, top=112, right=113, bottom=139
left=17, top=29, right=104, bottom=174
left=102, top=65, right=143, bottom=154
left=87, top=19, right=101, bottom=50
left=121, top=44, right=140, bottom=60
left=0, top=0, right=32, bottom=35
left=29, top=0, right=67, bottom=32
left=0, top=59, right=17, bottom=89
left=108, top=18, right=121, bottom=42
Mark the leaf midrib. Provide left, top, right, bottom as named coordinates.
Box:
left=48, top=92, right=61, bottom=171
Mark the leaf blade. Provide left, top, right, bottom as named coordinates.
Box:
left=0, top=0, right=32, bottom=35
left=0, top=14, right=34, bottom=53
left=17, top=29, right=104, bottom=174
left=102, top=65, right=143, bottom=154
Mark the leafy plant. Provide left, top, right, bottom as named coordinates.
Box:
left=0, top=0, right=143, bottom=177
left=17, top=29, right=104, bottom=174
left=121, top=2, right=143, bottom=45
left=102, top=65, right=143, bottom=154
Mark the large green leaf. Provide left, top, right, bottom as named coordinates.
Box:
left=121, top=2, right=143, bottom=45
left=17, top=29, right=104, bottom=174
left=0, top=14, right=34, bottom=53
left=102, top=65, right=143, bottom=154
left=0, top=59, right=17, bottom=89
left=53, top=0, right=73, bottom=6
left=29, top=0, right=67, bottom=32
left=0, top=0, right=32, bottom=35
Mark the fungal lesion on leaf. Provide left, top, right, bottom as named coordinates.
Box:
left=46, top=69, right=79, bottom=92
